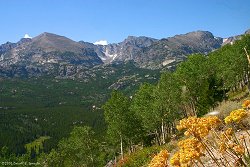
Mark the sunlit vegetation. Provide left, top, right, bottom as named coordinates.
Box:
left=0, top=62, right=160, bottom=165
left=0, top=34, right=250, bottom=166
left=149, top=100, right=250, bottom=166
left=102, top=34, right=250, bottom=166
left=25, top=136, right=51, bottom=154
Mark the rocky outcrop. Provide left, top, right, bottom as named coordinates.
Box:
left=0, top=42, right=17, bottom=55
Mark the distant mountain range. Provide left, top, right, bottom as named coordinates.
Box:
left=0, top=29, right=249, bottom=78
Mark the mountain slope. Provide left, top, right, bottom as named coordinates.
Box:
left=1, top=29, right=248, bottom=77
left=133, top=31, right=223, bottom=68
left=0, top=61, right=161, bottom=154
left=100, top=36, right=158, bottom=63
left=80, top=36, right=158, bottom=63
left=31, top=32, right=85, bottom=53
left=0, top=32, right=102, bottom=77
left=85, top=31, right=223, bottom=69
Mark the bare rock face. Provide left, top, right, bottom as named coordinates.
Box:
left=0, top=32, right=103, bottom=77
left=80, top=36, right=158, bottom=63
left=31, top=32, right=85, bottom=53
left=134, top=31, right=223, bottom=68
left=102, top=36, right=158, bottom=62
left=92, top=31, right=223, bottom=69
left=86, top=31, right=222, bottom=69
left=0, top=42, right=17, bottom=55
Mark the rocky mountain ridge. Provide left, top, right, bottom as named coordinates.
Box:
left=0, top=32, right=102, bottom=77
left=133, top=31, right=223, bottom=68
left=0, top=29, right=249, bottom=78
left=80, top=31, right=223, bottom=69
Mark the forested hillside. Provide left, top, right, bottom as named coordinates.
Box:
left=105, top=34, right=249, bottom=166
left=0, top=34, right=249, bottom=166
left=113, top=34, right=250, bottom=166
left=0, top=62, right=160, bottom=165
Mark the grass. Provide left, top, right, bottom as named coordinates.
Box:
left=227, top=86, right=249, bottom=100
left=213, top=100, right=242, bottom=120
left=212, top=88, right=250, bottom=122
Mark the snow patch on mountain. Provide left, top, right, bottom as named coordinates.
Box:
left=102, top=49, right=118, bottom=62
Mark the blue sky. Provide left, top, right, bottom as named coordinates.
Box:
left=0, top=0, right=249, bottom=44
